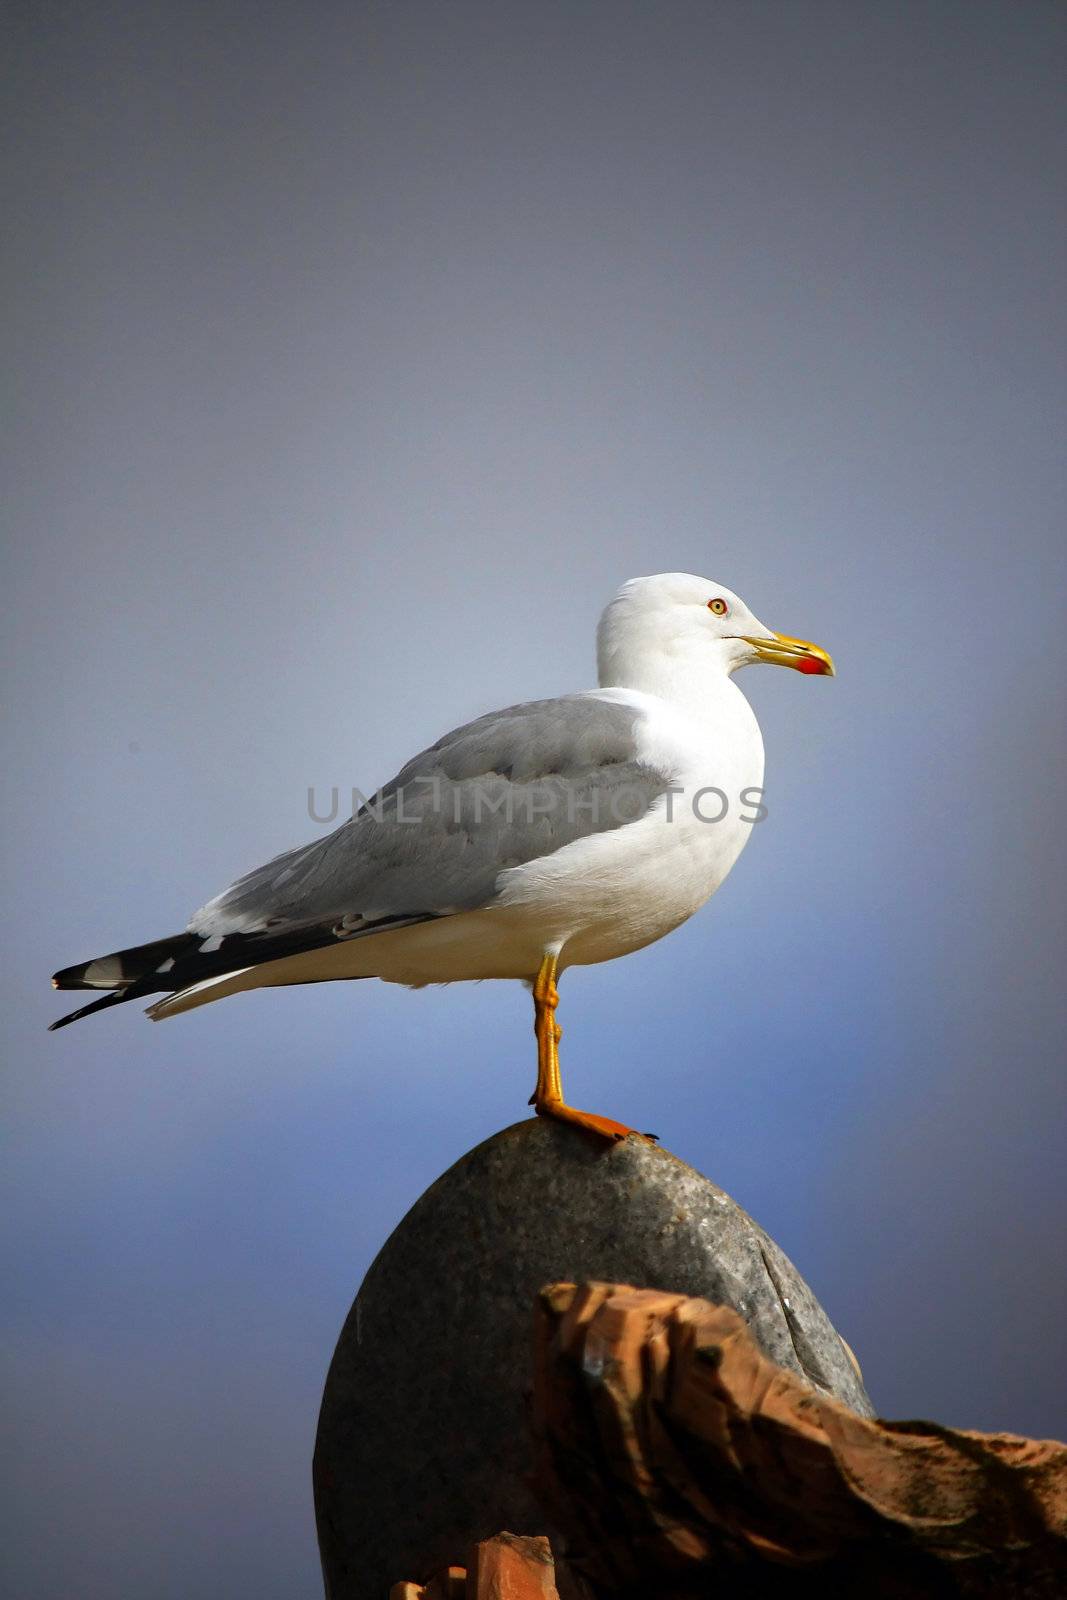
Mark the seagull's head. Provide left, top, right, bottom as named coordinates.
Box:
left=597, top=573, right=835, bottom=688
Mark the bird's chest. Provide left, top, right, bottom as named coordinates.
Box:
left=554, top=742, right=764, bottom=968
left=501, top=688, right=766, bottom=968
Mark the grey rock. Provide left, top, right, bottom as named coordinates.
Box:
left=314, top=1117, right=874, bottom=1599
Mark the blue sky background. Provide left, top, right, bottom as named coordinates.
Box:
left=4, top=3, right=1065, bottom=1596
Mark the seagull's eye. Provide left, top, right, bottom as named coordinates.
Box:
left=707, top=597, right=729, bottom=616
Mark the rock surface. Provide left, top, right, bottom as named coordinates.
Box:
left=314, top=1117, right=872, bottom=1600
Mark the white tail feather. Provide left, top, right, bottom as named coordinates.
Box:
left=146, top=968, right=256, bottom=1020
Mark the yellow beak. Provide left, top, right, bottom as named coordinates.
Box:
left=740, top=631, right=836, bottom=676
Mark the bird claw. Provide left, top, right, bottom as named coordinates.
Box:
left=534, top=1101, right=644, bottom=1144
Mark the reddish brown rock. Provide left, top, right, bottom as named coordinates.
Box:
left=391, top=1535, right=559, bottom=1599
left=421, top=1569, right=466, bottom=1600
left=468, top=1533, right=559, bottom=1599
left=532, top=1282, right=1067, bottom=1597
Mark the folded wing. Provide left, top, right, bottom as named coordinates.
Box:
left=52, top=694, right=674, bottom=1027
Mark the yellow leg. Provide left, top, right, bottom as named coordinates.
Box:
left=530, top=952, right=645, bottom=1142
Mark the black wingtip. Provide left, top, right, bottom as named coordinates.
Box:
left=48, top=989, right=134, bottom=1032
left=52, top=965, right=96, bottom=992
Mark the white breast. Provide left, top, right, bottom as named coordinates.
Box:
left=494, top=684, right=765, bottom=971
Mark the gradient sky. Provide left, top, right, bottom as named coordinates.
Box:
left=4, top=3, right=1066, bottom=1597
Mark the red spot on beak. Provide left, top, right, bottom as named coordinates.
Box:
left=798, top=655, right=829, bottom=675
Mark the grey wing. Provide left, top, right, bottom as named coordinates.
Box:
left=190, top=694, right=673, bottom=946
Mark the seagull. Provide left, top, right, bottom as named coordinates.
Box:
left=51, top=573, right=833, bottom=1139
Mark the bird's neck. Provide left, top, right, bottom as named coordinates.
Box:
left=599, top=647, right=754, bottom=739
